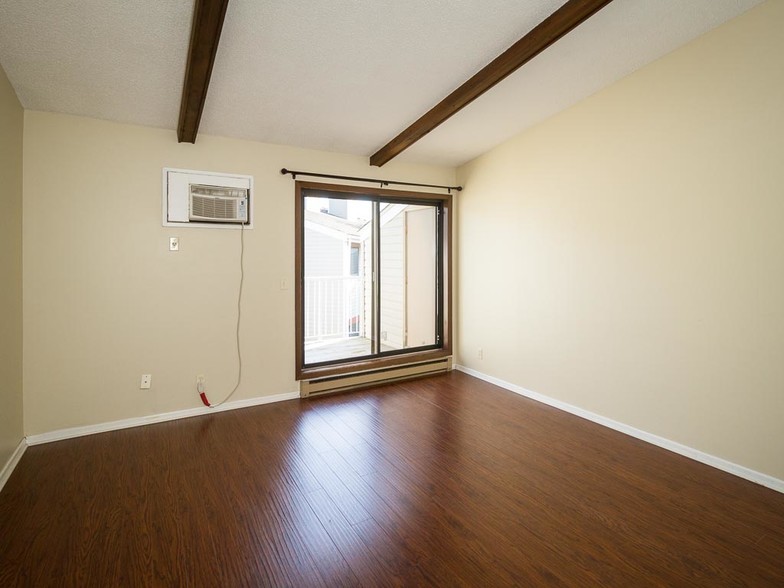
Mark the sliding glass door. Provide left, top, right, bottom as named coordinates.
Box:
left=295, top=183, right=450, bottom=379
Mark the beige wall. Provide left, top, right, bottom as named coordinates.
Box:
left=0, top=64, right=24, bottom=466
left=457, top=1, right=784, bottom=480
left=23, top=111, right=455, bottom=434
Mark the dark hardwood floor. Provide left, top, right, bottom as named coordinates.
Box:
left=1, top=371, right=783, bottom=586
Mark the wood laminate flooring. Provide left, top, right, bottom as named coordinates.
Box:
left=1, top=371, right=783, bottom=586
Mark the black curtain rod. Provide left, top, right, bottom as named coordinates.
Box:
left=280, top=168, right=462, bottom=193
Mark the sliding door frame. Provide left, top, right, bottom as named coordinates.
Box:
left=295, top=181, right=452, bottom=380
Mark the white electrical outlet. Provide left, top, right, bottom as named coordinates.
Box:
left=478, top=348, right=484, bottom=360
left=196, top=374, right=205, bottom=387
left=169, top=237, right=179, bottom=251
left=140, top=374, right=152, bottom=389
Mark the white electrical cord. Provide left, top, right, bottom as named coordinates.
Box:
left=209, top=222, right=245, bottom=407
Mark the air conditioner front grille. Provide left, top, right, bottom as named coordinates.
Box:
left=189, top=184, right=248, bottom=223
left=191, top=194, right=239, bottom=220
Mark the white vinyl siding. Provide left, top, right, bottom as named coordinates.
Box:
left=380, top=213, right=406, bottom=349
left=304, top=229, right=343, bottom=277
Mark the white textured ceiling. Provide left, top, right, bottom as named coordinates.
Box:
left=0, top=0, right=765, bottom=167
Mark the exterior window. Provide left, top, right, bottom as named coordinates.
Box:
left=349, top=243, right=360, bottom=276
left=295, top=182, right=451, bottom=379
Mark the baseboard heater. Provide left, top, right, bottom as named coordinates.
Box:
left=300, top=357, right=452, bottom=398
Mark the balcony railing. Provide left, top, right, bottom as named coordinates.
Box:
left=304, top=276, right=363, bottom=341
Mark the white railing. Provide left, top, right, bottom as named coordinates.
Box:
left=304, top=276, right=363, bottom=341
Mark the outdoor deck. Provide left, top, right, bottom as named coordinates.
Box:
left=305, top=337, right=394, bottom=364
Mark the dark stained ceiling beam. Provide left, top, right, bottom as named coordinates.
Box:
left=369, top=0, right=615, bottom=167
left=177, top=0, right=230, bottom=143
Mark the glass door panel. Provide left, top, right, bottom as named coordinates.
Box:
left=303, top=195, right=373, bottom=364
left=380, top=203, right=437, bottom=350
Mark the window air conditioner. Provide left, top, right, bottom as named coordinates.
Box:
left=189, top=184, right=248, bottom=223
left=163, top=168, right=253, bottom=228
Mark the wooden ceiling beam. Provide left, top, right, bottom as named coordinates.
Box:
left=177, top=0, right=230, bottom=143
left=369, top=0, right=615, bottom=167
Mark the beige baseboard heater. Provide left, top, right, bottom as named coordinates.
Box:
left=300, top=357, right=452, bottom=398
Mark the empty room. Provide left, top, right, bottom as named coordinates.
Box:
left=1, top=0, right=783, bottom=585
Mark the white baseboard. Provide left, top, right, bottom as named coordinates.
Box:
left=25, top=391, right=300, bottom=446
left=0, top=438, right=27, bottom=493
left=455, top=365, right=784, bottom=494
